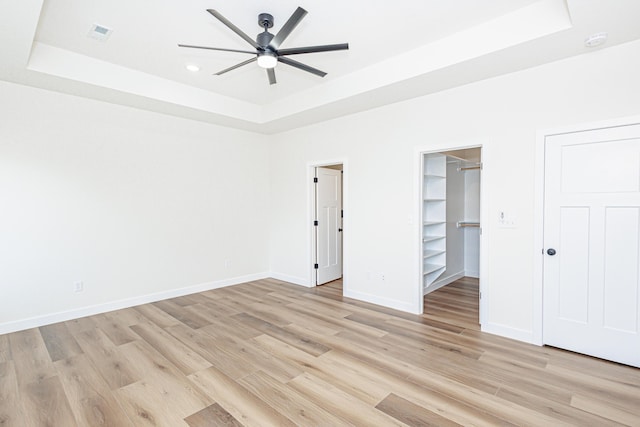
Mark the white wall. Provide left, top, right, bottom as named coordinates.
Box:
left=269, top=39, right=640, bottom=342
left=0, top=81, right=270, bottom=332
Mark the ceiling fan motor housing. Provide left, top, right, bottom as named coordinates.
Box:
left=257, top=31, right=274, bottom=48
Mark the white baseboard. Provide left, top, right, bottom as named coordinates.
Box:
left=423, top=271, right=465, bottom=295
left=481, top=322, right=536, bottom=345
left=464, top=269, right=479, bottom=278
left=343, top=288, right=420, bottom=314
left=0, top=271, right=270, bottom=335
left=269, top=271, right=311, bottom=288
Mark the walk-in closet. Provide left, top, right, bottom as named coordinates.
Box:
left=422, top=148, right=481, bottom=295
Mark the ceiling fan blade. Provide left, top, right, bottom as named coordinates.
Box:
left=178, top=44, right=256, bottom=55
left=278, top=57, right=326, bottom=78
left=207, top=9, right=261, bottom=50
left=267, top=68, right=277, bottom=85
left=215, top=57, right=257, bottom=75
left=277, top=43, right=349, bottom=56
left=269, top=7, right=307, bottom=50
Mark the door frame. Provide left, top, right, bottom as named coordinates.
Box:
left=308, top=159, right=348, bottom=288
left=533, top=114, right=640, bottom=346
left=415, top=142, right=488, bottom=325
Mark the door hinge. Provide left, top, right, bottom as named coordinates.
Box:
left=341, top=209, right=343, bottom=218
left=313, top=177, right=318, bottom=183
left=314, top=263, right=319, bottom=269
left=313, top=220, right=318, bottom=226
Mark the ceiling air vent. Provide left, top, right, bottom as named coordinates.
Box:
left=88, top=23, right=113, bottom=41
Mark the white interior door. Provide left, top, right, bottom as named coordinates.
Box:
left=543, top=123, right=640, bottom=367
left=315, top=167, right=342, bottom=285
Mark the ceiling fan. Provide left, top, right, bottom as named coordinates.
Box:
left=179, top=7, right=349, bottom=85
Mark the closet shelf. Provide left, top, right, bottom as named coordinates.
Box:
left=424, top=250, right=445, bottom=259
left=423, top=235, right=445, bottom=243
left=424, top=221, right=446, bottom=226
left=424, top=263, right=446, bottom=275
left=424, top=198, right=445, bottom=202
left=425, top=173, right=446, bottom=178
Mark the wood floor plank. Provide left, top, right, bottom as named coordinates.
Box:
left=405, top=363, right=575, bottom=427
left=495, top=384, right=619, bottom=426
left=165, top=323, right=259, bottom=380
left=105, top=307, right=148, bottom=326
left=571, top=394, right=640, bottom=426
left=199, top=326, right=303, bottom=383
left=232, top=312, right=331, bottom=357
left=239, top=370, right=347, bottom=426
left=286, top=301, right=387, bottom=338
left=320, top=350, right=509, bottom=427
left=0, top=335, right=11, bottom=363
left=129, top=321, right=212, bottom=375
left=0, top=362, right=20, bottom=426
left=74, top=328, right=140, bottom=390
left=198, top=311, right=264, bottom=341
left=188, top=366, right=297, bottom=427
left=63, top=315, right=99, bottom=335
left=134, top=303, right=183, bottom=328
left=20, top=375, right=78, bottom=427
left=263, top=328, right=391, bottom=406
left=287, top=371, right=409, bottom=426
left=8, top=328, right=57, bottom=386
left=184, top=403, right=243, bottom=427
left=281, top=307, right=360, bottom=337
left=115, top=340, right=213, bottom=427
left=39, top=322, right=83, bottom=362
left=197, top=298, right=242, bottom=318
left=153, top=300, right=211, bottom=329
left=92, top=312, right=141, bottom=346
left=376, top=393, right=463, bottom=427
left=55, top=354, right=134, bottom=426
left=480, top=351, right=640, bottom=413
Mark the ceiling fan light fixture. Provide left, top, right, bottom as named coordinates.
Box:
left=257, top=52, right=277, bottom=69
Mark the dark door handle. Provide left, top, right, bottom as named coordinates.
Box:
left=338, top=228, right=343, bottom=232
left=547, top=248, right=556, bottom=256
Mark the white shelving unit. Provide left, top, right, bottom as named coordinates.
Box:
left=423, top=153, right=447, bottom=290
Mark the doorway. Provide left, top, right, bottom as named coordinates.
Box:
left=420, top=147, right=483, bottom=323
left=311, top=163, right=343, bottom=286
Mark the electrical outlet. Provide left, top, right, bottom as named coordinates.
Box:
left=74, top=281, right=84, bottom=293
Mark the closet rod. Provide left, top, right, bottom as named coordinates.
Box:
left=457, top=221, right=480, bottom=228
left=458, top=165, right=481, bottom=171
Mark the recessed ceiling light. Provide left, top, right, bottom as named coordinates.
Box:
left=584, top=32, right=608, bottom=48
left=185, top=64, right=200, bottom=72
left=87, top=23, right=113, bottom=41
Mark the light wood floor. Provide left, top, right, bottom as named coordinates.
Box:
left=1, top=277, right=639, bottom=426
